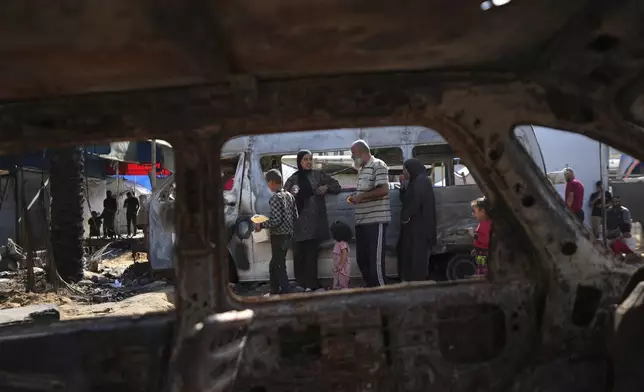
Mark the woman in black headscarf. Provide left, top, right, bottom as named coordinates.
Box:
left=398, top=158, right=437, bottom=281
left=285, top=150, right=341, bottom=290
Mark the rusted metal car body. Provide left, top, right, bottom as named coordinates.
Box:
left=1, top=0, right=644, bottom=391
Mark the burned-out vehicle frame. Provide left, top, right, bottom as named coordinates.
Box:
left=1, top=0, right=644, bottom=391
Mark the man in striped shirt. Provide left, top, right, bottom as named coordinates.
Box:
left=348, top=140, right=391, bottom=287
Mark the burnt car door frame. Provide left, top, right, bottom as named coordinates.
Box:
left=214, top=120, right=546, bottom=391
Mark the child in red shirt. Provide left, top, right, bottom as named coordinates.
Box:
left=471, top=197, right=492, bottom=278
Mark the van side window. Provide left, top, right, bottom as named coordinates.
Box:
left=372, top=147, right=403, bottom=166
left=260, top=148, right=403, bottom=189
left=412, top=145, right=452, bottom=187
left=260, top=155, right=282, bottom=172
left=411, top=145, right=477, bottom=187
left=372, top=147, right=404, bottom=183
left=452, top=159, right=477, bottom=187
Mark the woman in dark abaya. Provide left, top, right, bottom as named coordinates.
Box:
left=285, top=150, right=341, bottom=291
left=398, top=158, right=437, bottom=281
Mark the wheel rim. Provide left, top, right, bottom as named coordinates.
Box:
left=446, top=256, right=476, bottom=280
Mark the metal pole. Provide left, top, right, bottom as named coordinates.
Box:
left=151, top=140, right=157, bottom=191
left=599, top=143, right=607, bottom=247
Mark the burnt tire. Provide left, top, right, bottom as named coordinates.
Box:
left=445, top=253, right=476, bottom=281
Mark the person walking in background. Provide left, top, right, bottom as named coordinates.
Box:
left=123, top=191, right=140, bottom=237
left=285, top=150, right=341, bottom=291
left=330, top=221, right=353, bottom=290
left=347, top=140, right=391, bottom=287
left=102, top=190, right=117, bottom=238
left=255, top=169, right=300, bottom=295
left=589, top=181, right=612, bottom=240
left=398, top=158, right=437, bottom=282
left=471, top=197, right=492, bottom=278
left=564, top=167, right=585, bottom=222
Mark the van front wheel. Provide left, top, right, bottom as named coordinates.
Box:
left=445, top=253, right=476, bottom=281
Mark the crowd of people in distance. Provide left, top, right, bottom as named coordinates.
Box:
left=564, top=168, right=636, bottom=256
left=88, top=191, right=141, bottom=239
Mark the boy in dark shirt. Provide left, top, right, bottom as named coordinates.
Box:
left=88, top=211, right=102, bottom=238
left=254, top=169, right=299, bottom=295
left=588, top=181, right=612, bottom=239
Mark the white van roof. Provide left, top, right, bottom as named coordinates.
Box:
left=221, top=126, right=447, bottom=156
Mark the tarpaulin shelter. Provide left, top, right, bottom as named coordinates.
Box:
left=0, top=141, right=173, bottom=246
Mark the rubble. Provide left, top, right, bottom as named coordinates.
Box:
left=0, top=245, right=175, bottom=321
left=0, top=304, right=60, bottom=327
left=0, top=239, right=25, bottom=273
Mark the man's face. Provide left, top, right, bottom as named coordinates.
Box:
left=613, top=197, right=621, bottom=208
left=596, top=184, right=602, bottom=191
left=350, top=146, right=366, bottom=169
left=564, top=171, right=573, bottom=182
left=402, top=167, right=410, bottom=181
left=106, top=191, right=112, bottom=197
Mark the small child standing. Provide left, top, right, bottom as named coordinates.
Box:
left=254, top=169, right=299, bottom=295
left=330, top=221, right=353, bottom=289
left=471, top=197, right=492, bottom=278
left=88, top=211, right=103, bottom=238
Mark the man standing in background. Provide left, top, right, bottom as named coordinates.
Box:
left=589, top=181, right=612, bottom=239
left=102, top=190, right=117, bottom=238
left=564, top=167, right=585, bottom=222
left=124, top=191, right=140, bottom=237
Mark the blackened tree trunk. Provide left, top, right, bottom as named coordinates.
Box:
left=50, top=147, right=85, bottom=282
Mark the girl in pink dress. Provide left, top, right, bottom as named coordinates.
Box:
left=330, top=221, right=353, bottom=289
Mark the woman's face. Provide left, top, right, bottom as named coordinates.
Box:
left=300, top=154, right=313, bottom=170
left=402, top=167, right=410, bottom=180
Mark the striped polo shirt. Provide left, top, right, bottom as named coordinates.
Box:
left=355, top=156, right=391, bottom=225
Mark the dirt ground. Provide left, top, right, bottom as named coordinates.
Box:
left=0, top=251, right=175, bottom=321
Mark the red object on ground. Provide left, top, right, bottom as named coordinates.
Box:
left=105, top=161, right=171, bottom=176
left=611, top=239, right=634, bottom=255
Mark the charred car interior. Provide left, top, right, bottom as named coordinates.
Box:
left=2, top=0, right=644, bottom=391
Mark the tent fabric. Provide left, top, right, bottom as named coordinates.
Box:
left=0, top=142, right=173, bottom=178
left=93, top=141, right=165, bottom=165
left=105, top=161, right=172, bottom=176
left=84, top=177, right=151, bottom=237
left=618, top=154, right=642, bottom=177
left=148, top=176, right=175, bottom=270
left=0, top=170, right=50, bottom=249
